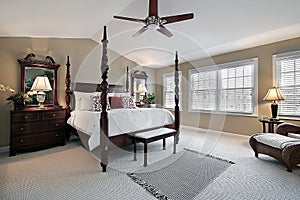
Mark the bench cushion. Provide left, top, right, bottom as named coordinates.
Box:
left=254, top=133, right=300, bottom=149
left=134, top=128, right=176, bottom=139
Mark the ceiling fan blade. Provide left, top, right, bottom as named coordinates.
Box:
left=149, top=0, right=158, bottom=17
left=133, top=26, right=148, bottom=37
left=157, top=25, right=173, bottom=37
left=161, top=13, right=194, bottom=24
left=113, top=15, right=145, bottom=23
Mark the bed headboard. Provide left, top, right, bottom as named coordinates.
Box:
left=74, top=82, right=124, bottom=93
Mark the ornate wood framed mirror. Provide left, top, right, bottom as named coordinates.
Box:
left=18, top=53, right=60, bottom=106
left=131, top=70, right=148, bottom=102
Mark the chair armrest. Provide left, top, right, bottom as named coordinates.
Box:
left=276, top=123, right=300, bottom=136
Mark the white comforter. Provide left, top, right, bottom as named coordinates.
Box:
left=67, top=108, right=175, bottom=150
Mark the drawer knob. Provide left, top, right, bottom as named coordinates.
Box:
left=52, top=114, right=56, bottom=117
left=55, top=124, right=59, bottom=127
left=55, top=134, right=59, bottom=137
left=20, top=139, right=24, bottom=143
left=24, top=116, right=29, bottom=119
left=20, top=127, right=24, bottom=131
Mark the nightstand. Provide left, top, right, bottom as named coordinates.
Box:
left=10, top=107, right=66, bottom=156
left=259, top=119, right=284, bottom=133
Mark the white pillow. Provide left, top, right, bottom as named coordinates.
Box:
left=288, top=132, right=300, bottom=139
left=73, top=91, right=93, bottom=111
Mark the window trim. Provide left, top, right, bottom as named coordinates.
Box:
left=188, top=58, right=258, bottom=116
left=273, top=50, right=300, bottom=117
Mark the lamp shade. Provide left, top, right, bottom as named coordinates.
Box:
left=30, top=76, right=52, bottom=91
left=137, top=83, right=147, bottom=93
left=263, top=87, right=285, bottom=101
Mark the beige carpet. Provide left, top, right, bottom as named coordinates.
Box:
left=0, top=128, right=300, bottom=200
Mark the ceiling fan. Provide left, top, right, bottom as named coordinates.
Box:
left=113, top=0, right=194, bottom=37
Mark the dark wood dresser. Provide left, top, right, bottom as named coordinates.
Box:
left=10, top=107, right=66, bottom=156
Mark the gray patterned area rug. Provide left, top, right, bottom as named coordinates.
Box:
left=128, top=148, right=234, bottom=200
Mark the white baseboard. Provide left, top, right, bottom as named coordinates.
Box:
left=180, top=125, right=250, bottom=138
left=0, top=146, right=9, bottom=153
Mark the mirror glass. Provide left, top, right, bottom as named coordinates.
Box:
left=131, top=70, right=148, bottom=102
left=25, top=67, right=54, bottom=105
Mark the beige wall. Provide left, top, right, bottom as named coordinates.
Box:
left=156, top=37, right=300, bottom=136
left=0, top=37, right=155, bottom=147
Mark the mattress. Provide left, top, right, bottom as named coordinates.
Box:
left=67, top=108, right=175, bottom=150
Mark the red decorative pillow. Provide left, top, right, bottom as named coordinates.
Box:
left=109, top=97, right=123, bottom=109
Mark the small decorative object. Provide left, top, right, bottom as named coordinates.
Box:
left=143, top=93, right=156, bottom=106
left=1, top=83, right=31, bottom=110
left=263, top=87, right=285, bottom=120
left=30, top=76, right=52, bottom=109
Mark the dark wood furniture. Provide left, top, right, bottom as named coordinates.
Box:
left=259, top=119, right=284, bottom=133
left=10, top=107, right=66, bottom=156
left=249, top=123, right=300, bottom=172
left=131, top=127, right=177, bottom=167
left=18, top=53, right=60, bottom=106
left=65, top=26, right=180, bottom=172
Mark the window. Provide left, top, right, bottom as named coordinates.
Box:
left=163, top=71, right=182, bottom=109
left=189, top=58, right=257, bottom=114
left=274, top=50, right=300, bottom=116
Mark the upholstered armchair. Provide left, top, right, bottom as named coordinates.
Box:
left=249, top=123, right=300, bottom=172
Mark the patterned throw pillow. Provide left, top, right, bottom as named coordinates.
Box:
left=92, top=95, right=102, bottom=111
left=92, top=92, right=111, bottom=111
left=122, top=96, right=136, bottom=108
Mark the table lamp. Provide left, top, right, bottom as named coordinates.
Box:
left=30, top=76, right=52, bottom=109
left=137, top=83, right=147, bottom=103
left=263, top=87, right=285, bottom=120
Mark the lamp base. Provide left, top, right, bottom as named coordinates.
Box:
left=271, top=101, right=278, bottom=119
left=37, top=103, right=46, bottom=110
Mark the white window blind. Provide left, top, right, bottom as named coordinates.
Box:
left=163, top=72, right=182, bottom=109
left=189, top=68, right=217, bottom=110
left=274, top=51, right=300, bottom=116
left=189, top=58, right=257, bottom=114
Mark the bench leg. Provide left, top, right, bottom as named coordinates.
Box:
left=144, top=142, right=148, bottom=167
left=133, top=137, right=137, bottom=161
left=173, top=134, right=177, bottom=154
left=163, top=138, right=166, bottom=150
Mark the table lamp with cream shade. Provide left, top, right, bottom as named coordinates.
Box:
left=30, top=76, right=52, bottom=109
left=137, top=83, right=147, bottom=103
left=263, top=87, right=285, bottom=120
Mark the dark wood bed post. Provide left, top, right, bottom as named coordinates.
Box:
left=97, top=26, right=109, bottom=172
left=65, top=55, right=73, bottom=140
left=174, top=51, right=180, bottom=144
left=126, top=66, right=129, bottom=92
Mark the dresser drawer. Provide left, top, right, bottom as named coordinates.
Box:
left=10, top=108, right=66, bottom=156
left=12, top=121, right=64, bottom=135
left=13, top=131, right=64, bottom=148
left=12, top=113, right=39, bottom=122
left=43, top=111, right=65, bottom=120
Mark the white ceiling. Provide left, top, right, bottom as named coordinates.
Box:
left=1, top=0, right=300, bottom=68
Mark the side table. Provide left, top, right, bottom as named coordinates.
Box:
left=259, top=119, right=284, bottom=133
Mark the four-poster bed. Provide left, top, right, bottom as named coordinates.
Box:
left=65, top=26, right=180, bottom=172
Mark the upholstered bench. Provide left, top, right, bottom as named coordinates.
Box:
left=130, top=127, right=177, bottom=167
left=249, top=129, right=300, bottom=172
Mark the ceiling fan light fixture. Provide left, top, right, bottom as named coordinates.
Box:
left=148, top=23, right=159, bottom=30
